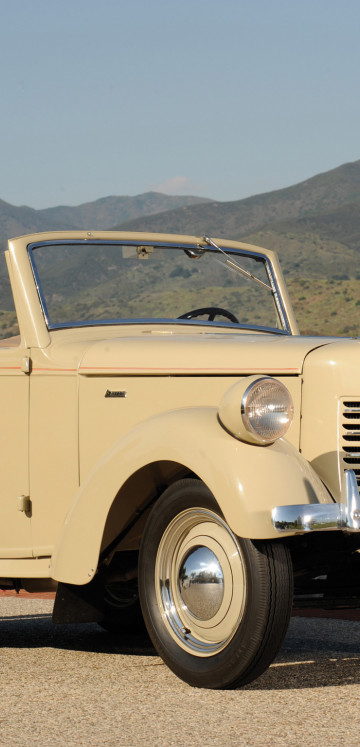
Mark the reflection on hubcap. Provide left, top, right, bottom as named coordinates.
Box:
left=179, top=546, right=224, bottom=620
left=155, top=507, right=246, bottom=656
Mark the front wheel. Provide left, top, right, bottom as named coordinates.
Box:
left=139, top=479, right=293, bottom=689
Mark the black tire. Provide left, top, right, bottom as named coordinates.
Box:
left=138, top=479, right=293, bottom=689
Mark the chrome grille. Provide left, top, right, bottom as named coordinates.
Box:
left=342, top=401, right=360, bottom=487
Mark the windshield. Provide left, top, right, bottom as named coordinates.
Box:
left=29, top=240, right=288, bottom=332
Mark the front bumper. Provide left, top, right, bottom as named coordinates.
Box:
left=272, top=470, right=360, bottom=534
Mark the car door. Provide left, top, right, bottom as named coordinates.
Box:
left=0, top=337, right=31, bottom=557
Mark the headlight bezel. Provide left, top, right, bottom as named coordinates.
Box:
left=219, top=375, right=294, bottom=445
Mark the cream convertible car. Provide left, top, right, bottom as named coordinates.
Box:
left=1, top=231, right=360, bottom=689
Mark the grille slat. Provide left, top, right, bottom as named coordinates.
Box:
left=342, top=401, right=360, bottom=487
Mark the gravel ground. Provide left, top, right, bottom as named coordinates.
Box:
left=1, top=597, right=360, bottom=747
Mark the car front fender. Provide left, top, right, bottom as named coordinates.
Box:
left=51, top=407, right=330, bottom=585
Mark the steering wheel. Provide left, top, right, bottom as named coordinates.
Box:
left=178, top=306, right=239, bottom=323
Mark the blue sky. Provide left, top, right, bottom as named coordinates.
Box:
left=0, top=0, right=359, bottom=208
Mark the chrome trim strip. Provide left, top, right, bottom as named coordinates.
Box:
left=45, top=318, right=289, bottom=334
left=27, top=239, right=292, bottom=335
left=272, top=470, right=360, bottom=533
left=263, top=258, right=290, bottom=333
left=28, top=239, right=204, bottom=251
left=28, top=248, right=51, bottom=328
left=344, top=469, right=360, bottom=530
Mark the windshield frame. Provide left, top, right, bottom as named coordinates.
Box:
left=27, top=238, right=292, bottom=335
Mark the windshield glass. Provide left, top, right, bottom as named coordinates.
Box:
left=29, top=240, right=286, bottom=332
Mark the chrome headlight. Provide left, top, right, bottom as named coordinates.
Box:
left=219, top=376, right=294, bottom=445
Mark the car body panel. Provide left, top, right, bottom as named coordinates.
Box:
left=0, top=230, right=359, bottom=590
left=301, top=340, right=360, bottom=501
left=0, top=356, right=31, bottom=557
left=78, top=332, right=330, bottom=376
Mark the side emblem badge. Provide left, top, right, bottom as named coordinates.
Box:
left=105, top=390, right=127, bottom=398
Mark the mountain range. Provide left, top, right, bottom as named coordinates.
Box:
left=0, top=192, right=211, bottom=240
left=0, top=159, right=359, bottom=336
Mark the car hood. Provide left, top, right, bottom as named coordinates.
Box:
left=76, top=331, right=337, bottom=376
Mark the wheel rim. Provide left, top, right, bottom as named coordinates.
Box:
left=155, top=507, right=246, bottom=657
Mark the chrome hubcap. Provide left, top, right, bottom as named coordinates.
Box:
left=179, top=546, right=224, bottom=620
left=155, top=507, right=246, bottom=657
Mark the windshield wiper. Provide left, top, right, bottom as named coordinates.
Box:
left=202, top=235, right=273, bottom=292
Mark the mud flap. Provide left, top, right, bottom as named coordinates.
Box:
left=52, top=577, right=104, bottom=624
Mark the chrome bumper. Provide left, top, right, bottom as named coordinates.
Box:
left=272, top=470, right=360, bottom=534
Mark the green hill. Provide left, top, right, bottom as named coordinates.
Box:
left=1, top=160, right=360, bottom=337
left=110, top=161, right=360, bottom=336
left=241, top=201, right=360, bottom=335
